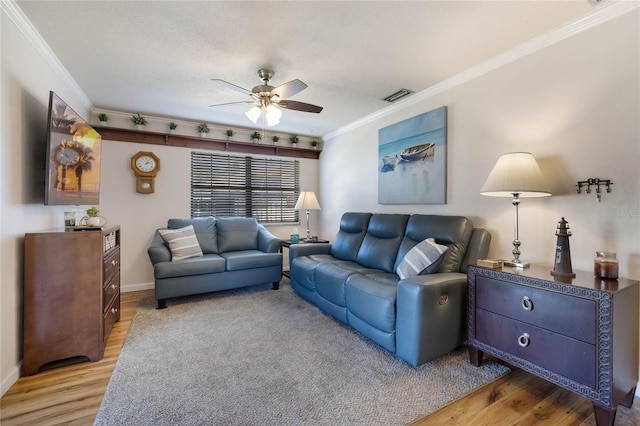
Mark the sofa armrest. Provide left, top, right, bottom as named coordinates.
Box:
left=289, top=243, right=332, bottom=261
left=460, top=228, right=491, bottom=273
left=257, top=225, right=281, bottom=253
left=395, top=272, right=467, bottom=366
left=148, top=230, right=171, bottom=265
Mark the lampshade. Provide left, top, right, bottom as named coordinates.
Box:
left=480, top=152, right=551, bottom=198
left=265, top=104, right=282, bottom=126
left=245, top=106, right=261, bottom=124
left=294, top=191, right=321, bottom=210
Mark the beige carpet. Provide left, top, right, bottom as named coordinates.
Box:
left=95, top=280, right=508, bottom=425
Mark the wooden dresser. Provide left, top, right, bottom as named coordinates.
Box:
left=467, top=264, right=639, bottom=426
left=23, top=226, right=121, bottom=376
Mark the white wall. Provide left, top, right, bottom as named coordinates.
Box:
left=320, top=10, right=639, bottom=280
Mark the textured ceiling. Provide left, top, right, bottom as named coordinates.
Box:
left=16, top=0, right=599, bottom=137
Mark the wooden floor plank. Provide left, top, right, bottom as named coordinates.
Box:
left=2, top=288, right=639, bottom=426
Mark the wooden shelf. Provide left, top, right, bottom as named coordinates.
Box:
left=94, top=126, right=321, bottom=159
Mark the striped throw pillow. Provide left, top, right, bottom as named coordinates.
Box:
left=158, top=225, right=203, bottom=261
left=396, top=238, right=448, bottom=279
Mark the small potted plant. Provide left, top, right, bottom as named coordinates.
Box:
left=290, top=135, right=299, bottom=147
left=310, top=140, right=319, bottom=150
left=168, top=122, right=177, bottom=133
left=131, top=113, right=148, bottom=129
left=272, top=135, right=280, bottom=145
left=225, top=129, right=234, bottom=140
left=197, top=123, right=210, bottom=137
left=250, top=131, right=262, bottom=143
left=98, top=113, right=108, bottom=125
left=82, top=206, right=104, bottom=227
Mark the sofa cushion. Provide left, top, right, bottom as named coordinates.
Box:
left=216, top=217, right=259, bottom=252
left=168, top=217, right=218, bottom=254
left=154, top=254, right=225, bottom=279
left=220, top=250, right=282, bottom=271
left=346, top=274, right=397, bottom=333
left=356, top=214, right=409, bottom=273
left=395, top=215, right=473, bottom=273
left=330, top=212, right=372, bottom=262
left=314, top=261, right=375, bottom=307
left=158, top=225, right=203, bottom=261
left=396, top=238, right=448, bottom=279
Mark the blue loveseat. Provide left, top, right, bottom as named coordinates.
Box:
left=148, top=217, right=282, bottom=309
left=289, top=213, right=490, bottom=367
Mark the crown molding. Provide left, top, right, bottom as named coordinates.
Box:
left=324, top=0, right=639, bottom=140
left=1, top=0, right=93, bottom=112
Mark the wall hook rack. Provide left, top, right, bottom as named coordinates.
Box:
left=576, top=178, right=613, bottom=202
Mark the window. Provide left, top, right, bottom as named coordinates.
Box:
left=191, top=152, right=300, bottom=224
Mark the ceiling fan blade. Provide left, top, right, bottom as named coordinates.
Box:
left=208, top=101, right=255, bottom=108
left=278, top=100, right=323, bottom=113
left=270, top=79, right=308, bottom=99
left=211, top=79, right=252, bottom=95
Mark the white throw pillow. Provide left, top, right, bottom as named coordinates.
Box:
left=396, top=238, right=448, bottom=279
left=158, top=225, right=203, bottom=261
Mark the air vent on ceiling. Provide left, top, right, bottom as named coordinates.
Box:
left=383, top=89, right=413, bottom=103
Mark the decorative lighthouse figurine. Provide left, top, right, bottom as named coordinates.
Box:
left=551, top=217, right=576, bottom=278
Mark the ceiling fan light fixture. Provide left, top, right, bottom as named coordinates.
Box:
left=245, top=106, right=261, bottom=123
left=266, top=105, right=282, bottom=127
left=383, top=89, right=413, bottom=102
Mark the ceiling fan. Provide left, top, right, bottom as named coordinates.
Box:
left=209, top=69, right=323, bottom=127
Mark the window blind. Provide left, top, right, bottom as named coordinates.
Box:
left=191, top=152, right=300, bottom=224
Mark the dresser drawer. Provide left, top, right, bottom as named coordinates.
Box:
left=104, top=248, right=120, bottom=284
left=477, top=308, right=596, bottom=387
left=103, top=272, right=120, bottom=313
left=103, top=293, right=120, bottom=342
left=476, top=276, right=596, bottom=344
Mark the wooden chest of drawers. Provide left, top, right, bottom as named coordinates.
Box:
left=23, top=226, right=121, bottom=375
left=467, top=265, right=639, bottom=426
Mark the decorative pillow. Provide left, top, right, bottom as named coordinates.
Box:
left=396, top=238, right=448, bottom=279
left=158, top=225, right=203, bottom=261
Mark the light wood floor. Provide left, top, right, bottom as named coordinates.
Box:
left=2, top=289, right=639, bottom=426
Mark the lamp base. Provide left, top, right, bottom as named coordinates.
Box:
left=502, top=260, right=530, bottom=268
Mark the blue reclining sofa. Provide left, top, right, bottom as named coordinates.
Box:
left=148, top=217, right=282, bottom=309
left=289, top=213, right=490, bottom=367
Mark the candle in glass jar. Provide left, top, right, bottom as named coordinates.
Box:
left=594, top=251, right=618, bottom=279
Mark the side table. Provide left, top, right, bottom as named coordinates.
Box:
left=280, top=239, right=330, bottom=278
left=467, top=264, right=639, bottom=426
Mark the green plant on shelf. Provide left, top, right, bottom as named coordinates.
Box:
left=197, top=123, right=210, bottom=134
left=131, top=113, right=148, bottom=126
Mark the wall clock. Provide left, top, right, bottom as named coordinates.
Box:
left=130, top=151, right=160, bottom=194
left=54, top=142, right=83, bottom=167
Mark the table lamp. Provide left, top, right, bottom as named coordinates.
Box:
left=480, top=152, right=551, bottom=268
left=294, top=191, right=321, bottom=242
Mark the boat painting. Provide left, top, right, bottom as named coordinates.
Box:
left=378, top=106, right=447, bottom=204
left=398, top=142, right=435, bottom=162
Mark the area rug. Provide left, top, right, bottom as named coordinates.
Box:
left=95, top=280, right=509, bottom=425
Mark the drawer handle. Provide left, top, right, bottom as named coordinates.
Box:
left=111, top=307, right=119, bottom=314
left=521, top=296, right=533, bottom=311
left=111, top=260, right=118, bottom=266
left=111, top=284, right=118, bottom=290
left=518, top=333, right=530, bottom=348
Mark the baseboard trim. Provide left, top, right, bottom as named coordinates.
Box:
left=121, top=282, right=154, bottom=293
left=1, top=362, right=22, bottom=397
